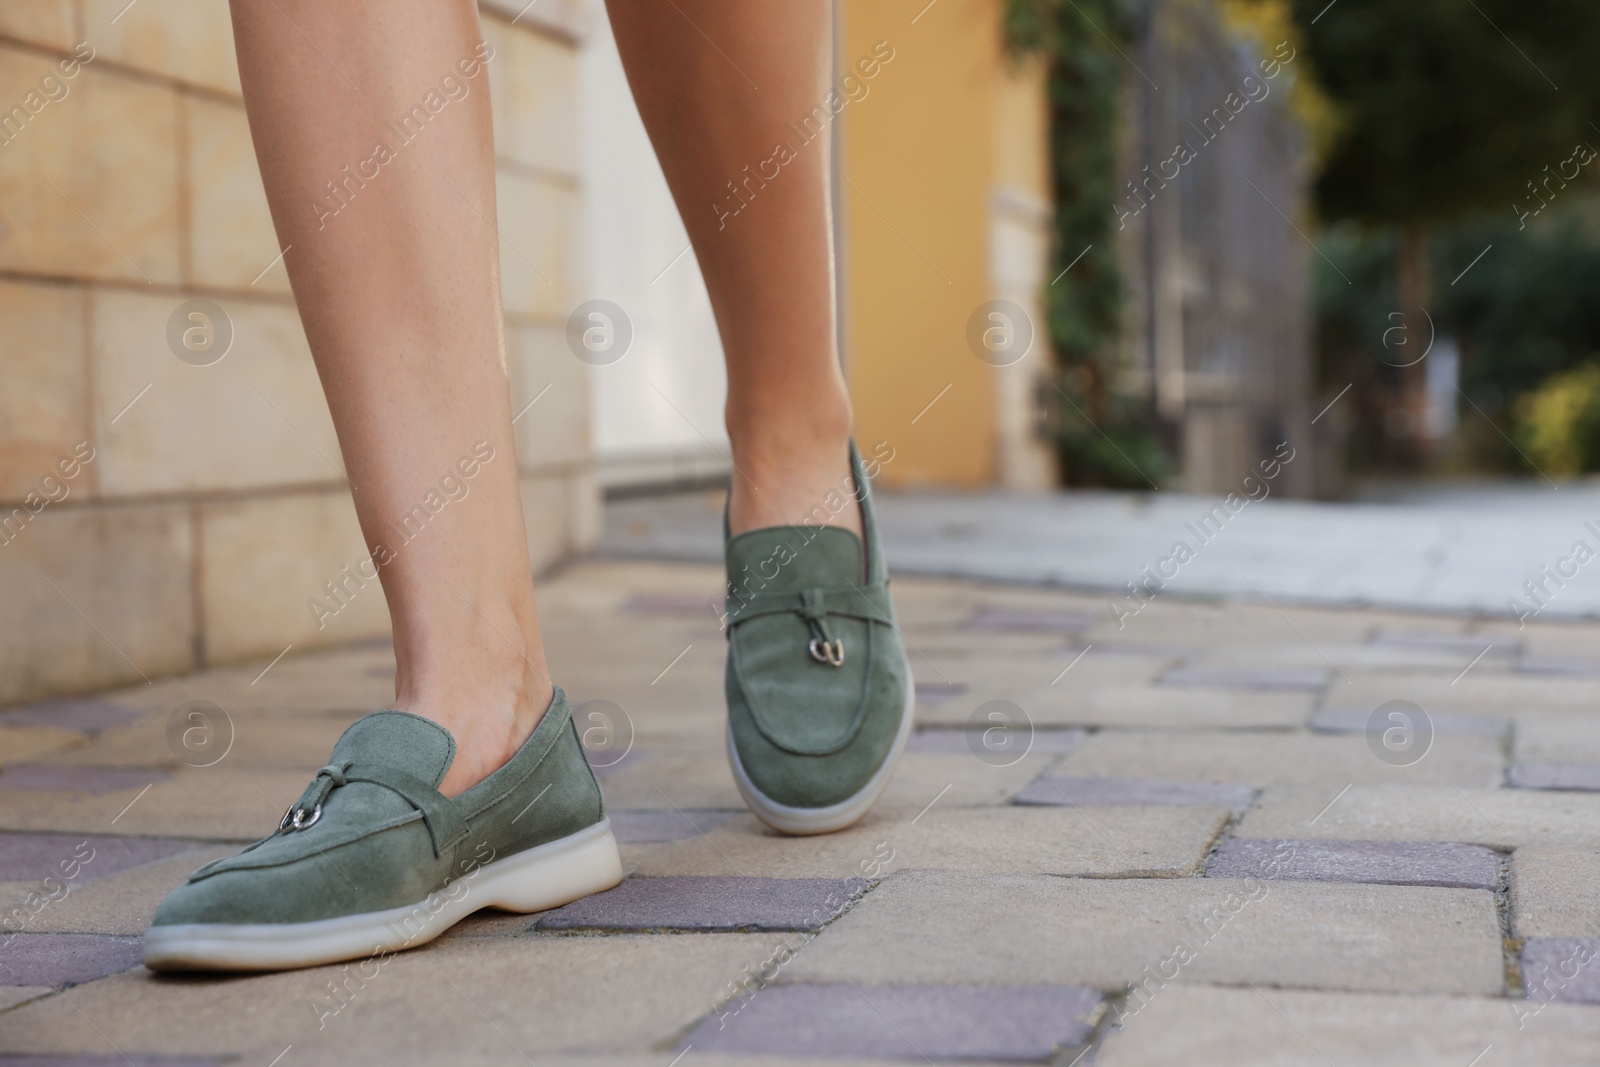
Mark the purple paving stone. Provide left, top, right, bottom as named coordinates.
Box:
left=963, top=607, right=1097, bottom=634
left=0, top=698, right=146, bottom=735
left=1520, top=656, right=1600, bottom=677
left=685, top=983, right=1101, bottom=1061
left=906, top=728, right=1086, bottom=756
left=1159, top=664, right=1330, bottom=691
left=1370, top=630, right=1519, bottom=655
left=1509, top=762, right=1600, bottom=792
left=1309, top=706, right=1510, bottom=737
left=607, top=808, right=738, bottom=844
left=913, top=682, right=967, bottom=707
left=1014, top=775, right=1257, bottom=811
left=1205, top=838, right=1499, bottom=889
left=1521, top=938, right=1600, bottom=1004
left=0, top=766, right=165, bottom=796
left=621, top=592, right=725, bottom=617
left=0, top=833, right=193, bottom=884
left=0, top=1057, right=224, bottom=1066
left=537, top=876, right=869, bottom=932
left=0, top=934, right=143, bottom=987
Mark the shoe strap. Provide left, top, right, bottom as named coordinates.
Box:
left=725, top=581, right=895, bottom=630
left=285, top=760, right=467, bottom=858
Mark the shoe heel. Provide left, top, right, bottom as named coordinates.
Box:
left=484, top=820, right=623, bottom=913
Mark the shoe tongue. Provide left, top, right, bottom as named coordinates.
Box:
left=329, top=711, right=457, bottom=788
left=725, top=525, right=865, bottom=595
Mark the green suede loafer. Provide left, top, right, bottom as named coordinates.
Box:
left=143, top=686, right=620, bottom=972
left=723, top=441, right=913, bottom=835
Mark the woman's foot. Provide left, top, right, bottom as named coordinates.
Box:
left=143, top=688, right=620, bottom=973
left=722, top=441, right=913, bottom=835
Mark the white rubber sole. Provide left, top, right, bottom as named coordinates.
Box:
left=142, top=819, right=622, bottom=973
left=727, top=662, right=915, bottom=836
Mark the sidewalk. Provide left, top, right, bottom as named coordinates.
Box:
left=4, top=556, right=1600, bottom=1064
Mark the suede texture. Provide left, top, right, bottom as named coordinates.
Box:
left=150, top=688, right=604, bottom=927
left=724, top=442, right=910, bottom=808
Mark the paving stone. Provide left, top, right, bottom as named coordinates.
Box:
left=1158, top=664, right=1331, bottom=690
left=1510, top=762, right=1600, bottom=791
left=0, top=1055, right=221, bottom=1066
left=1515, top=713, right=1600, bottom=764
left=632, top=807, right=1228, bottom=880
left=0, top=933, right=779, bottom=1058
left=0, top=768, right=168, bottom=797
left=1095, top=985, right=1600, bottom=1066
left=786, top=871, right=1504, bottom=995
left=1522, top=939, right=1600, bottom=1004
left=1510, top=845, right=1600, bottom=938
left=911, top=653, right=1164, bottom=714
left=0, top=699, right=148, bottom=736
left=1206, top=838, right=1500, bottom=889
left=1051, top=730, right=1505, bottom=788
left=1521, top=656, right=1600, bottom=677
left=683, top=982, right=1102, bottom=1060
left=915, top=683, right=1315, bottom=730
left=963, top=607, right=1098, bottom=633
left=912, top=681, right=968, bottom=707
left=0, top=834, right=194, bottom=884
left=0, top=985, right=52, bottom=1012
left=904, top=727, right=1086, bottom=756
left=619, top=592, right=725, bottom=617
left=1309, top=706, right=1510, bottom=737
left=1371, top=630, right=1519, bottom=655
left=1235, top=784, right=1600, bottom=848
left=0, top=727, right=87, bottom=764
left=0, top=846, right=231, bottom=936
left=607, top=809, right=738, bottom=844
left=0, top=934, right=143, bottom=987
left=536, top=876, right=869, bottom=932
left=1014, top=776, right=1257, bottom=811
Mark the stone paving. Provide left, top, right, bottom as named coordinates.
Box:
left=5, top=557, right=1600, bottom=1063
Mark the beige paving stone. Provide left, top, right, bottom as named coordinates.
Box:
left=0, top=280, right=89, bottom=502
left=909, top=652, right=1164, bottom=711
left=1096, top=985, right=1600, bottom=1067
left=0, top=53, right=181, bottom=283
left=184, top=95, right=286, bottom=292
left=97, top=644, right=397, bottom=718
left=201, top=490, right=390, bottom=662
left=0, top=4, right=77, bottom=50
left=81, top=0, right=241, bottom=96
left=0, top=933, right=778, bottom=1058
left=0, top=844, right=231, bottom=935
left=914, top=684, right=1315, bottom=730
left=0, top=724, right=83, bottom=762
left=1237, top=784, right=1600, bottom=849
left=0, top=504, right=193, bottom=705
left=1056, top=730, right=1505, bottom=788
left=28, top=706, right=358, bottom=772
left=1327, top=672, right=1600, bottom=717
left=598, top=747, right=744, bottom=810
left=1515, top=712, right=1600, bottom=764
left=496, top=168, right=573, bottom=320
left=93, top=291, right=339, bottom=495
left=1510, top=845, right=1600, bottom=939
left=632, top=806, right=1227, bottom=879
left=0, top=986, right=53, bottom=1014
left=787, top=871, right=1504, bottom=996
left=0, top=765, right=312, bottom=839
left=872, top=750, right=1057, bottom=813
left=1186, top=641, right=1497, bottom=672
left=509, top=324, right=590, bottom=470
left=483, top=19, right=579, bottom=176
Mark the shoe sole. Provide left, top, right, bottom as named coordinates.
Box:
left=726, top=659, right=915, bottom=836
left=142, top=818, right=622, bottom=973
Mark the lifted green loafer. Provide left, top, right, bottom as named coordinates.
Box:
left=722, top=441, right=913, bottom=835
left=143, top=686, right=620, bottom=972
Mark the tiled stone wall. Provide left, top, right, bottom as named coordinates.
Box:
left=0, top=1, right=597, bottom=703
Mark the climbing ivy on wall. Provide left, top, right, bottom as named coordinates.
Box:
left=1004, top=0, right=1168, bottom=488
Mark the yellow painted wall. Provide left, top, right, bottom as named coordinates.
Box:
left=839, top=0, right=1004, bottom=488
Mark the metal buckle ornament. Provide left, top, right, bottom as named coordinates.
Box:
left=278, top=802, right=322, bottom=833
left=808, top=638, right=845, bottom=667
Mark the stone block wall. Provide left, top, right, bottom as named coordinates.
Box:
left=0, top=0, right=597, bottom=703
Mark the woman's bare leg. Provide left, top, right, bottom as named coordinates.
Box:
left=605, top=1, right=861, bottom=537
left=229, top=0, right=548, bottom=795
